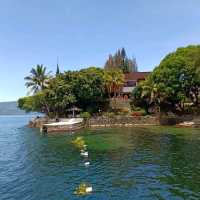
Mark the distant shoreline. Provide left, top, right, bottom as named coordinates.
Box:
left=0, top=114, right=39, bottom=117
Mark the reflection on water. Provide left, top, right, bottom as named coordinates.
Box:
left=0, top=116, right=200, bottom=199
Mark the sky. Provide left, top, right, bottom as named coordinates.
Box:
left=0, top=0, right=200, bottom=102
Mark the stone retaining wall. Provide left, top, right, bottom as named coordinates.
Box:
left=29, top=115, right=200, bottom=131
left=158, top=114, right=195, bottom=125
left=28, top=117, right=54, bottom=128
left=88, top=115, right=159, bottom=127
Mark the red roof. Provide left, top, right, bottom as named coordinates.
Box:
left=124, top=72, right=150, bottom=81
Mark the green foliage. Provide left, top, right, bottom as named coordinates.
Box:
left=131, top=45, right=200, bottom=113
left=56, top=64, right=60, bottom=76
left=24, top=64, right=51, bottom=94
left=20, top=66, right=110, bottom=116
left=19, top=76, right=76, bottom=117
left=74, top=183, right=92, bottom=195
left=61, top=67, right=107, bottom=113
left=20, top=64, right=134, bottom=117
left=80, top=112, right=91, bottom=120
left=72, top=137, right=86, bottom=150
left=131, top=110, right=146, bottom=116
left=71, top=67, right=107, bottom=112
left=104, top=68, right=125, bottom=98
left=18, top=92, right=45, bottom=113
left=131, top=84, right=152, bottom=114
left=44, top=76, right=76, bottom=117
left=119, top=107, right=130, bottom=115
left=103, top=112, right=115, bottom=118
left=104, top=48, right=138, bottom=73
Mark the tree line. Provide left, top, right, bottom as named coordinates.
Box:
left=131, top=45, right=200, bottom=114
left=105, top=47, right=138, bottom=73
left=18, top=48, right=138, bottom=117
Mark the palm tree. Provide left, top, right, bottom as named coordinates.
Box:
left=104, top=69, right=124, bottom=98
left=104, top=72, right=113, bottom=98
left=25, top=64, right=51, bottom=94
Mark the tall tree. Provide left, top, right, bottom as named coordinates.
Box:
left=56, top=64, right=60, bottom=76
left=104, top=69, right=125, bottom=98
left=24, top=64, right=51, bottom=94
left=104, top=48, right=138, bottom=73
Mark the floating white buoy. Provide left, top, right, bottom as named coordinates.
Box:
left=86, top=186, right=93, bottom=193
left=84, top=161, right=90, bottom=166
left=80, top=151, right=88, bottom=157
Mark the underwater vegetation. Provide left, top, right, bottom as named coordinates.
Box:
left=74, top=183, right=93, bottom=195
left=71, top=136, right=87, bottom=150
left=72, top=136, right=92, bottom=196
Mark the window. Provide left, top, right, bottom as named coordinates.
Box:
left=125, top=80, right=136, bottom=87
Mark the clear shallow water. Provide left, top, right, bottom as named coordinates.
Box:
left=1, top=116, right=200, bottom=200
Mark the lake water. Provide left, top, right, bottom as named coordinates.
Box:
left=1, top=115, right=200, bottom=200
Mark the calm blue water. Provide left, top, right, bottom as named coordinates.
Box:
left=1, top=115, right=200, bottom=200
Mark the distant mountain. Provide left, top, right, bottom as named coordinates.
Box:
left=0, top=101, right=26, bottom=115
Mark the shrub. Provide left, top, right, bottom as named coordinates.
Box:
left=103, top=112, right=115, bottom=118
left=72, top=137, right=86, bottom=149
left=119, top=108, right=130, bottom=115
left=80, top=112, right=91, bottom=120
left=74, top=183, right=92, bottom=195
left=131, top=111, right=145, bottom=116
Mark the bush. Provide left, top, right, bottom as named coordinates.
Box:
left=131, top=111, right=146, bottom=116
left=72, top=137, right=86, bottom=149
left=103, top=112, right=115, bottom=118
left=119, top=108, right=130, bottom=115
left=74, top=183, right=92, bottom=195
left=80, top=112, right=91, bottom=120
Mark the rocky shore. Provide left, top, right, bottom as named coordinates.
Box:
left=28, top=114, right=200, bottom=132
left=28, top=115, right=159, bottom=130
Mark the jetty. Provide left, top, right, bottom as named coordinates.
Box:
left=41, top=118, right=84, bottom=133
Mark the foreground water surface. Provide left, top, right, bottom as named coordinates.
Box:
left=1, top=116, right=200, bottom=200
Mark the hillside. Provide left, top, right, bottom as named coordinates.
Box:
left=0, top=101, right=26, bottom=115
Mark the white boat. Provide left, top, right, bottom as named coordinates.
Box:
left=44, top=118, right=83, bottom=126
left=41, top=118, right=83, bottom=133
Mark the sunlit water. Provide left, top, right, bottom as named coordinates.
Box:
left=1, top=116, right=200, bottom=200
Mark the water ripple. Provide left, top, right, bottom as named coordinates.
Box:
left=1, top=117, right=200, bottom=200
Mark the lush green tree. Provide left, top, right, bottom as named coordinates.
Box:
left=19, top=66, right=126, bottom=116
left=131, top=83, right=152, bottom=114
left=63, top=67, right=107, bottom=113
left=25, top=64, right=51, bottom=94
left=156, top=45, right=200, bottom=108
left=18, top=92, right=45, bottom=113
left=18, top=77, right=76, bottom=117
left=104, top=48, right=138, bottom=73
left=131, top=45, right=200, bottom=113
left=44, top=76, right=76, bottom=117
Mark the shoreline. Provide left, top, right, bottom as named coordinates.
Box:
left=28, top=115, right=200, bottom=133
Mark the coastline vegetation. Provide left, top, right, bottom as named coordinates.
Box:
left=131, top=45, right=200, bottom=115
left=18, top=48, right=135, bottom=117
left=18, top=45, right=200, bottom=118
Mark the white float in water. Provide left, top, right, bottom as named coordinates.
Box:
left=80, top=151, right=88, bottom=157
left=86, top=186, right=93, bottom=193
left=84, top=161, right=90, bottom=166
